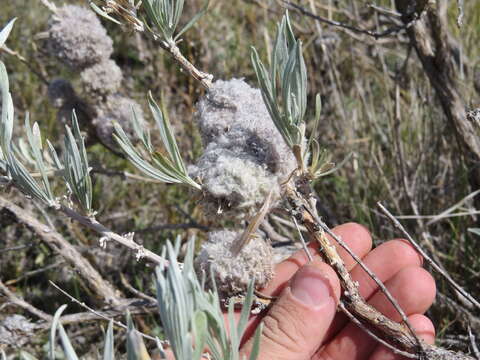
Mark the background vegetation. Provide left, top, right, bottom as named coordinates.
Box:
left=1, top=0, right=479, bottom=357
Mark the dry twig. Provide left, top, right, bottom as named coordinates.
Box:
left=0, top=279, right=52, bottom=322
left=285, top=178, right=475, bottom=359
left=0, top=195, right=121, bottom=306
left=378, top=202, right=480, bottom=311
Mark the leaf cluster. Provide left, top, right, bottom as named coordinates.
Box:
left=48, top=238, right=262, bottom=360
left=114, top=93, right=201, bottom=190
left=251, top=12, right=307, bottom=151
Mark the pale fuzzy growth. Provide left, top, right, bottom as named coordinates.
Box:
left=192, top=79, right=296, bottom=216
left=196, top=78, right=295, bottom=175
left=93, top=94, right=143, bottom=151
left=81, top=59, right=123, bottom=102
left=193, top=150, right=280, bottom=215
left=46, top=5, right=113, bottom=69
left=195, top=230, right=274, bottom=296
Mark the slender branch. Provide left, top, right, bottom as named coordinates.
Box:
left=286, top=183, right=422, bottom=351
left=0, top=195, right=121, bottom=306
left=0, top=45, right=49, bottom=85
left=292, top=216, right=312, bottom=262
left=49, top=281, right=166, bottom=345
left=0, top=279, right=52, bottom=322
left=378, top=202, right=480, bottom=311
left=425, top=189, right=480, bottom=226
left=59, top=205, right=168, bottom=266
left=0, top=243, right=35, bottom=253
left=285, top=180, right=475, bottom=359
left=338, top=301, right=416, bottom=359
left=6, top=260, right=66, bottom=285
left=283, top=1, right=406, bottom=40
left=119, top=273, right=157, bottom=304
left=91, top=1, right=213, bottom=89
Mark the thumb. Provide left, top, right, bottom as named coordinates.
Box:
left=242, top=260, right=341, bottom=360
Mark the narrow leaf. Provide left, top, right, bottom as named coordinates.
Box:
left=102, top=320, right=115, bottom=360
left=58, top=324, right=80, bottom=360
left=174, top=0, right=209, bottom=42
left=0, top=18, right=16, bottom=48
left=50, top=304, right=68, bottom=360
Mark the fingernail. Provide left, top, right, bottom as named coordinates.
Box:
left=291, top=265, right=334, bottom=307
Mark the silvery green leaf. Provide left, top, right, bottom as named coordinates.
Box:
left=114, top=124, right=183, bottom=183
left=251, top=12, right=308, bottom=152
left=192, top=310, right=208, bottom=360
left=6, top=151, right=52, bottom=204
left=174, top=0, right=209, bottom=42
left=315, top=152, right=353, bottom=178
left=58, top=324, right=80, bottom=360
left=0, top=18, right=16, bottom=48
left=0, top=350, right=5, bottom=360
left=19, top=351, right=38, bottom=360
left=143, top=0, right=184, bottom=41
left=115, top=94, right=201, bottom=190
left=0, top=62, right=14, bottom=150
left=63, top=111, right=93, bottom=215
left=25, top=115, right=54, bottom=200
left=103, top=320, right=115, bottom=360
left=155, top=239, right=195, bottom=360
left=148, top=93, right=185, bottom=172
left=131, top=107, right=153, bottom=152
left=468, top=228, right=480, bottom=237
left=47, top=140, right=63, bottom=170
left=248, top=324, right=263, bottom=360
left=89, top=2, right=122, bottom=24
left=306, top=94, right=321, bottom=156
left=127, top=312, right=151, bottom=360
left=237, top=279, right=255, bottom=337
left=251, top=48, right=291, bottom=146
left=50, top=304, right=68, bottom=360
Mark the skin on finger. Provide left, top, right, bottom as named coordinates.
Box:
left=241, top=223, right=372, bottom=341
left=316, top=267, right=436, bottom=360
left=368, top=314, right=435, bottom=360
left=323, top=239, right=425, bottom=342
left=262, top=223, right=373, bottom=297
left=241, top=261, right=341, bottom=360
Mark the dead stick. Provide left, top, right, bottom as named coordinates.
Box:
left=285, top=184, right=475, bottom=359
left=0, top=196, right=121, bottom=306
left=378, top=202, right=480, bottom=310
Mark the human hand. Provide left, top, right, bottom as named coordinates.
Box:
left=239, top=223, right=436, bottom=360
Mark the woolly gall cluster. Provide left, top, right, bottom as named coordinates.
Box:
left=45, top=5, right=141, bottom=153
left=195, top=230, right=275, bottom=296
left=191, top=79, right=296, bottom=217
left=46, top=5, right=113, bottom=70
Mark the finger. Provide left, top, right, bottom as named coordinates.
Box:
left=349, top=240, right=424, bottom=301
left=317, top=266, right=436, bottom=360
left=368, top=314, right=435, bottom=360
left=262, top=223, right=372, bottom=296
left=241, top=261, right=341, bottom=360
left=324, top=239, right=424, bottom=342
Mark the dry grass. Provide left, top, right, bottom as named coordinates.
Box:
left=1, top=0, right=480, bottom=356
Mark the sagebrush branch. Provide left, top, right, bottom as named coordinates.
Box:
left=0, top=195, right=121, bottom=306
left=285, top=179, right=475, bottom=360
